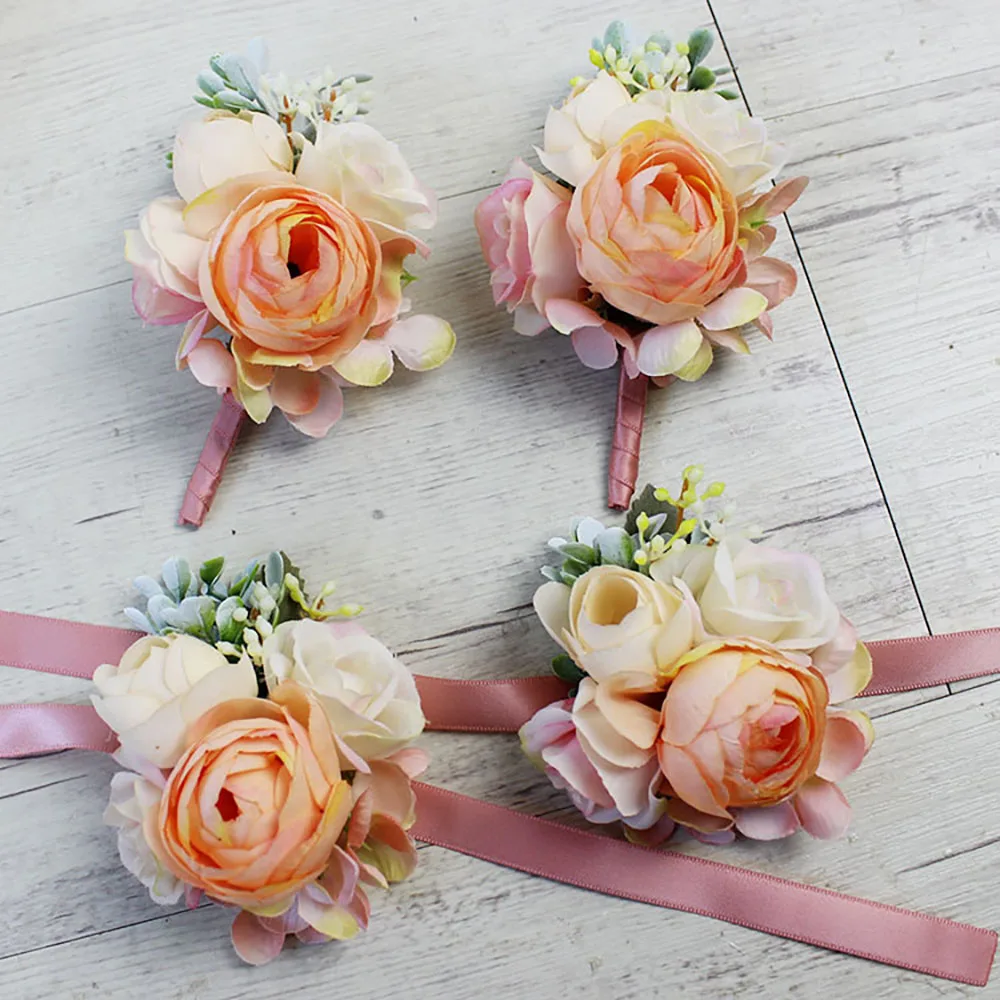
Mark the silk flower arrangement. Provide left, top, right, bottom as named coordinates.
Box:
left=521, top=469, right=874, bottom=844
left=93, top=553, right=426, bottom=965
left=477, top=23, right=806, bottom=509
left=125, top=42, right=456, bottom=526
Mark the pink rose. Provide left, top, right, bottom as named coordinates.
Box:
left=476, top=162, right=636, bottom=370
left=520, top=681, right=668, bottom=833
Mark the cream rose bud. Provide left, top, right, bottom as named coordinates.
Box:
left=533, top=565, right=699, bottom=685
left=172, top=111, right=293, bottom=203
left=91, top=635, right=258, bottom=769
left=295, top=121, right=436, bottom=233
left=262, top=620, right=424, bottom=760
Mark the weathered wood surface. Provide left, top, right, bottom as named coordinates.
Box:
left=0, top=1, right=996, bottom=996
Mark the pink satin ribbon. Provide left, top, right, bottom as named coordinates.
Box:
left=1, top=608, right=997, bottom=984
left=178, top=391, right=247, bottom=528
left=3, top=610, right=998, bottom=729
left=411, top=783, right=996, bottom=987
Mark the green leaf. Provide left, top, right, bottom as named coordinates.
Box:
left=133, top=576, right=165, bottom=600
left=197, top=70, right=225, bottom=97
left=687, top=28, right=714, bottom=68
left=558, top=542, right=597, bottom=565
left=216, top=596, right=244, bottom=643
left=647, top=31, right=671, bottom=52
left=717, top=89, right=741, bottom=100
left=194, top=95, right=216, bottom=108
left=264, top=551, right=285, bottom=591
left=624, top=484, right=680, bottom=537
left=596, top=527, right=635, bottom=567
left=561, top=556, right=592, bottom=578
left=552, top=654, right=586, bottom=688
left=604, top=20, right=627, bottom=55
left=688, top=65, right=716, bottom=90
left=161, top=558, right=192, bottom=602
left=199, top=556, right=225, bottom=586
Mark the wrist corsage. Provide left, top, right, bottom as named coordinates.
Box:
left=94, top=553, right=426, bottom=964
left=126, top=41, right=456, bottom=527
left=521, top=468, right=873, bottom=846
left=476, top=22, right=805, bottom=509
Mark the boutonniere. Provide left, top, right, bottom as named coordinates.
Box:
left=477, top=23, right=805, bottom=508
left=126, top=41, right=456, bottom=526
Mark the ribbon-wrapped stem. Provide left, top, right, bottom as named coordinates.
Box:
left=178, top=391, right=247, bottom=528
left=608, top=365, right=650, bottom=510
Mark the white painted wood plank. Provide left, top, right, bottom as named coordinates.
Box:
left=762, top=70, right=1000, bottom=642
left=708, top=0, right=1000, bottom=118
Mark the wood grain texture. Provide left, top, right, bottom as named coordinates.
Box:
left=707, top=0, right=1000, bottom=117
left=0, top=0, right=998, bottom=996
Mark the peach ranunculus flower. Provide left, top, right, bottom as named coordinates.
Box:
left=126, top=111, right=455, bottom=437
left=520, top=682, right=671, bottom=838
left=657, top=639, right=874, bottom=841
left=533, top=565, right=700, bottom=684
left=104, top=678, right=426, bottom=964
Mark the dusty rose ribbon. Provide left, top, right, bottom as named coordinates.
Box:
left=178, top=391, right=247, bottom=528
left=411, top=783, right=996, bottom=987
left=4, top=610, right=993, bottom=730
left=0, top=609, right=997, bottom=984
left=607, top=366, right=649, bottom=510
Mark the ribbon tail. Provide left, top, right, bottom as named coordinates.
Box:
left=411, top=783, right=997, bottom=986
left=178, top=391, right=247, bottom=528
left=0, top=704, right=116, bottom=757
left=607, top=366, right=648, bottom=511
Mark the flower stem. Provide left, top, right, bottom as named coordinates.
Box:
left=607, top=365, right=649, bottom=510
left=178, top=391, right=248, bottom=528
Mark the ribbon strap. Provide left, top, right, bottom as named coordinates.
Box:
left=4, top=611, right=999, bottom=732
left=412, top=783, right=996, bottom=987
left=0, top=703, right=116, bottom=756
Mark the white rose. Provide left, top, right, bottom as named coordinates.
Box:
left=677, top=538, right=841, bottom=651
left=537, top=71, right=633, bottom=187
left=555, top=85, right=786, bottom=200
left=172, top=111, right=293, bottom=203
left=660, top=90, right=786, bottom=198
left=91, top=634, right=258, bottom=768
left=103, top=770, right=183, bottom=905
left=262, top=620, right=424, bottom=759
left=295, top=121, right=436, bottom=232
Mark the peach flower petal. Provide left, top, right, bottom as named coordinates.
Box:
left=283, top=372, right=344, bottom=438
left=816, top=710, right=872, bottom=782
left=793, top=777, right=852, bottom=839
left=331, top=339, right=394, bottom=386
left=187, top=339, right=237, bottom=391
left=697, top=287, right=769, bottom=331
left=732, top=801, right=801, bottom=840
left=383, top=315, right=457, bottom=371
left=231, top=909, right=285, bottom=966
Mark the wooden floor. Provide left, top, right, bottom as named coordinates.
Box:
left=2, top=1, right=999, bottom=996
